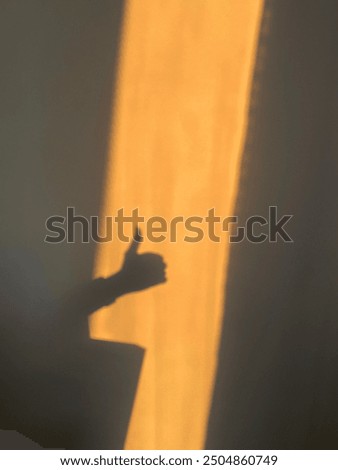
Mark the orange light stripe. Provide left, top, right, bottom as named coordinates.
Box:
left=91, top=0, right=264, bottom=450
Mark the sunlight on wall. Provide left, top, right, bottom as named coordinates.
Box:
left=91, top=0, right=264, bottom=449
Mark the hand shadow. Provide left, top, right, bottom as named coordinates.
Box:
left=69, top=228, right=167, bottom=316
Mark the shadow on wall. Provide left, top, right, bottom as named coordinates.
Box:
left=0, top=0, right=157, bottom=450
left=207, top=0, right=338, bottom=450
left=0, top=234, right=166, bottom=449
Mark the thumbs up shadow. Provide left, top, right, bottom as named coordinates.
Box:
left=118, top=229, right=167, bottom=296
left=78, top=228, right=167, bottom=315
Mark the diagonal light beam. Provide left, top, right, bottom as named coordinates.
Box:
left=91, top=0, right=264, bottom=450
